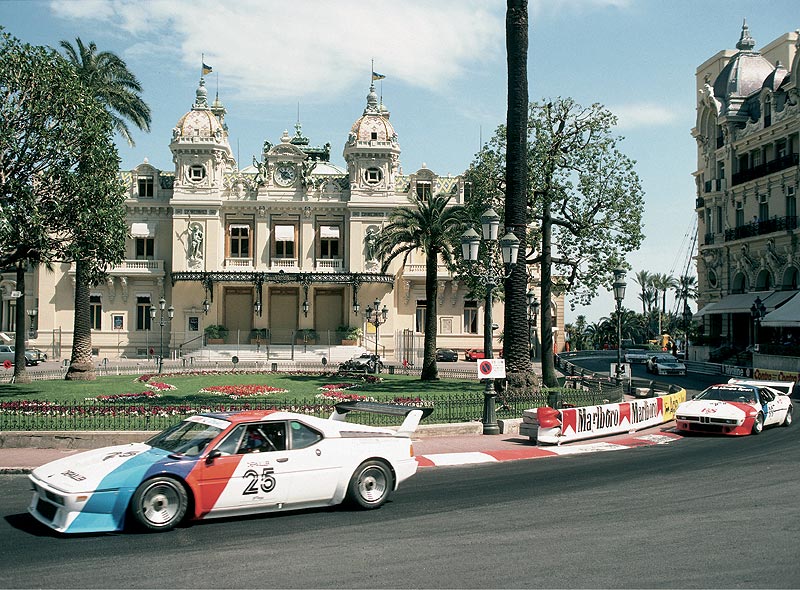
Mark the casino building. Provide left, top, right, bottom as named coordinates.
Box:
left=3, top=78, right=565, bottom=364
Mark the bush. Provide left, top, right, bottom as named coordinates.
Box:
left=204, top=324, right=228, bottom=339
left=338, top=325, right=362, bottom=340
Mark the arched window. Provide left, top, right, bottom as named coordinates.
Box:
left=732, top=272, right=748, bottom=294
left=755, top=270, right=772, bottom=291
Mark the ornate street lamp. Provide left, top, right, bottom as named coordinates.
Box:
left=150, top=297, right=174, bottom=373
left=27, top=308, right=37, bottom=337
left=750, top=296, right=766, bottom=348
left=460, top=208, right=520, bottom=435
left=682, top=305, right=693, bottom=361
left=527, top=289, right=539, bottom=360
left=612, top=269, right=627, bottom=382
left=365, top=297, right=389, bottom=372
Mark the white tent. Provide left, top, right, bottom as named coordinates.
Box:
left=761, top=292, right=800, bottom=327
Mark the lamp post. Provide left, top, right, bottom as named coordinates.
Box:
left=26, top=308, right=37, bottom=338
left=150, top=297, right=174, bottom=373
left=365, top=297, right=388, bottom=372
left=682, top=305, right=693, bottom=361
left=612, top=269, right=627, bottom=382
left=527, top=289, right=539, bottom=361
left=750, top=296, right=766, bottom=348
left=460, top=208, right=520, bottom=435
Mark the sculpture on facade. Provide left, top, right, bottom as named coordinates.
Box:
left=189, top=223, right=204, bottom=260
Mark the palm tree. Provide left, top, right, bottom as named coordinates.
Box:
left=60, top=38, right=151, bottom=380
left=651, top=273, right=678, bottom=336
left=633, top=270, right=652, bottom=317
left=374, top=193, right=466, bottom=381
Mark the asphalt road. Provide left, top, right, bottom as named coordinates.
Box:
left=1, top=423, right=799, bottom=588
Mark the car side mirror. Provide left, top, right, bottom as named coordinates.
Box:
left=205, top=449, right=222, bottom=464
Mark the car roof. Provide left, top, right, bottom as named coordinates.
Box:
left=727, top=378, right=795, bottom=394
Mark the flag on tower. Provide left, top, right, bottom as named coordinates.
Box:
left=371, top=71, right=385, bottom=81
left=202, top=62, right=213, bottom=75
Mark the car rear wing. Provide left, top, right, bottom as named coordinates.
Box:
left=330, top=401, right=434, bottom=436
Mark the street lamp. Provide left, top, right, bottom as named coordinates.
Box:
left=365, top=297, right=388, bottom=372
left=150, top=297, right=174, bottom=373
left=750, top=296, right=766, bottom=348
left=682, top=305, right=693, bottom=361
left=527, top=289, right=539, bottom=361
left=27, top=308, right=37, bottom=337
left=612, top=269, right=627, bottom=382
left=460, top=208, right=520, bottom=435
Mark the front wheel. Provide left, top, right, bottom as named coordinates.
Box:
left=346, top=460, right=393, bottom=509
left=752, top=412, right=764, bottom=435
left=782, top=406, right=793, bottom=427
left=130, top=477, right=188, bottom=532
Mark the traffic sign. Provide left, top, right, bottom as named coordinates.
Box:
left=477, top=358, right=506, bottom=380
left=3, top=360, right=12, bottom=369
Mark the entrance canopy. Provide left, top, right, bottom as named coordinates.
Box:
left=694, top=290, right=797, bottom=318
left=761, top=292, right=800, bottom=327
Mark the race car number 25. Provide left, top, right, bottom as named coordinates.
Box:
left=243, top=468, right=276, bottom=495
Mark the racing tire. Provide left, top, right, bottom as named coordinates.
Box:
left=782, top=406, right=793, bottom=427
left=751, top=412, right=764, bottom=435
left=346, top=460, right=393, bottom=510
left=131, top=477, right=188, bottom=532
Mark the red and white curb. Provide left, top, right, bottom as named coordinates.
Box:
left=415, top=432, right=681, bottom=467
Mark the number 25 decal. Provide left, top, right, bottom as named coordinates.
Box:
left=243, top=468, right=276, bottom=495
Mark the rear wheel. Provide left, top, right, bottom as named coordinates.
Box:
left=131, top=477, right=188, bottom=532
left=346, top=460, right=393, bottom=509
left=782, top=406, right=793, bottom=427
left=751, top=412, right=764, bottom=435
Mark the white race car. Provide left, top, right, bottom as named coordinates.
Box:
left=727, top=378, right=796, bottom=396
left=29, top=402, right=431, bottom=534
left=675, top=383, right=792, bottom=436
left=646, top=353, right=686, bottom=376
left=623, top=350, right=651, bottom=364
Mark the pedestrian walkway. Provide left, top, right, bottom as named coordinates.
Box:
left=0, top=425, right=682, bottom=474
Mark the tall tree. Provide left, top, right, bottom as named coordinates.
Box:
left=59, top=38, right=151, bottom=381
left=374, top=193, right=466, bottom=381
left=0, top=31, right=117, bottom=382
left=503, top=0, right=530, bottom=386
left=651, top=273, right=677, bottom=336
left=466, top=98, right=645, bottom=386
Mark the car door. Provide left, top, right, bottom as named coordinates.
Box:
left=279, top=420, right=342, bottom=505
left=758, top=388, right=781, bottom=426
left=194, top=422, right=290, bottom=515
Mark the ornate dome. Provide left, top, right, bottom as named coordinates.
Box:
left=713, top=21, right=775, bottom=100
left=348, top=83, right=398, bottom=145
left=762, top=61, right=789, bottom=92
left=173, top=78, right=224, bottom=139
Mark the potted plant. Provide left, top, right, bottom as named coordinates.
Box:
left=249, top=328, right=268, bottom=345
left=296, top=328, right=318, bottom=344
left=339, top=325, right=362, bottom=346
left=204, top=324, right=227, bottom=344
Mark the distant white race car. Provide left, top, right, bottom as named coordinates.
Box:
left=623, top=350, right=651, bottom=364
left=646, top=353, right=686, bottom=376
left=29, top=402, right=432, bottom=534
left=675, top=383, right=792, bottom=436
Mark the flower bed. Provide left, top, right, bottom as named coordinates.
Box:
left=198, top=384, right=289, bottom=399
left=317, top=383, right=360, bottom=392
left=314, top=391, right=375, bottom=403
left=86, top=391, right=163, bottom=402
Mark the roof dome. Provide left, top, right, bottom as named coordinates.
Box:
left=173, top=77, right=224, bottom=139
left=713, top=21, right=775, bottom=99
left=762, top=61, right=789, bottom=92
left=348, top=83, right=398, bottom=145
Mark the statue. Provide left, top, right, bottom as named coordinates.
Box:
left=189, top=223, right=204, bottom=259
left=253, top=156, right=268, bottom=186
left=364, top=227, right=379, bottom=261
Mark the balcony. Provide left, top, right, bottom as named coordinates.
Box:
left=314, top=258, right=343, bottom=272
left=731, top=153, right=799, bottom=186
left=224, top=257, right=254, bottom=269
left=270, top=258, right=298, bottom=271
left=402, top=263, right=451, bottom=278
left=107, top=259, right=164, bottom=276
left=723, top=215, right=798, bottom=242
left=696, top=197, right=705, bottom=209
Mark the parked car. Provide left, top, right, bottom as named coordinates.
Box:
left=435, top=348, right=458, bottom=362
left=0, top=345, right=38, bottom=366
left=645, top=353, right=685, bottom=376
left=27, top=348, right=48, bottom=362
left=675, top=383, right=792, bottom=436
left=464, top=348, right=503, bottom=361
left=338, top=352, right=384, bottom=373
left=29, top=402, right=432, bottom=534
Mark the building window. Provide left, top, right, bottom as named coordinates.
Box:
left=90, top=295, right=102, bottom=330
left=274, top=225, right=295, bottom=258
left=6, top=300, right=15, bottom=331
left=370, top=132, right=378, bottom=141
left=758, top=195, right=769, bottom=221
left=787, top=188, right=797, bottom=218
left=228, top=224, right=251, bottom=258
left=136, top=295, right=152, bottom=331
left=364, top=168, right=382, bottom=185
left=415, top=300, right=426, bottom=333
left=715, top=206, right=723, bottom=231
left=188, top=164, right=206, bottom=182
left=735, top=202, right=744, bottom=227
left=764, top=96, right=772, bottom=128
left=416, top=181, right=432, bottom=201
left=137, top=176, right=154, bottom=198
left=751, top=149, right=762, bottom=167
left=319, top=225, right=340, bottom=258
left=135, top=237, right=154, bottom=260
left=464, top=301, right=478, bottom=334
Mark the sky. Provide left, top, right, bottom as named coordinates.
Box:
left=1, top=0, right=796, bottom=324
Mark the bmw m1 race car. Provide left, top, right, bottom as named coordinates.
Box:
left=675, top=383, right=792, bottom=436
left=646, top=353, right=686, bottom=376
left=28, top=402, right=431, bottom=534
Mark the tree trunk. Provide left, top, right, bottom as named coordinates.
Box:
left=12, top=262, right=31, bottom=383
left=421, top=252, right=439, bottom=381
left=65, top=258, right=96, bottom=381
left=503, top=0, right=530, bottom=384
left=540, top=195, right=558, bottom=387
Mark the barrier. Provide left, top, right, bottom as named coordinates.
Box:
left=530, top=388, right=686, bottom=445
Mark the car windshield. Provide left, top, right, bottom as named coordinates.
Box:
left=654, top=355, right=678, bottom=363
left=146, top=418, right=227, bottom=457
left=697, top=386, right=756, bottom=403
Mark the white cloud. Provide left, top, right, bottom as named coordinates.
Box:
left=50, top=0, right=503, bottom=102
left=531, top=0, right=633, bottom=18
left=607, top=102, right=679, bottom=129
